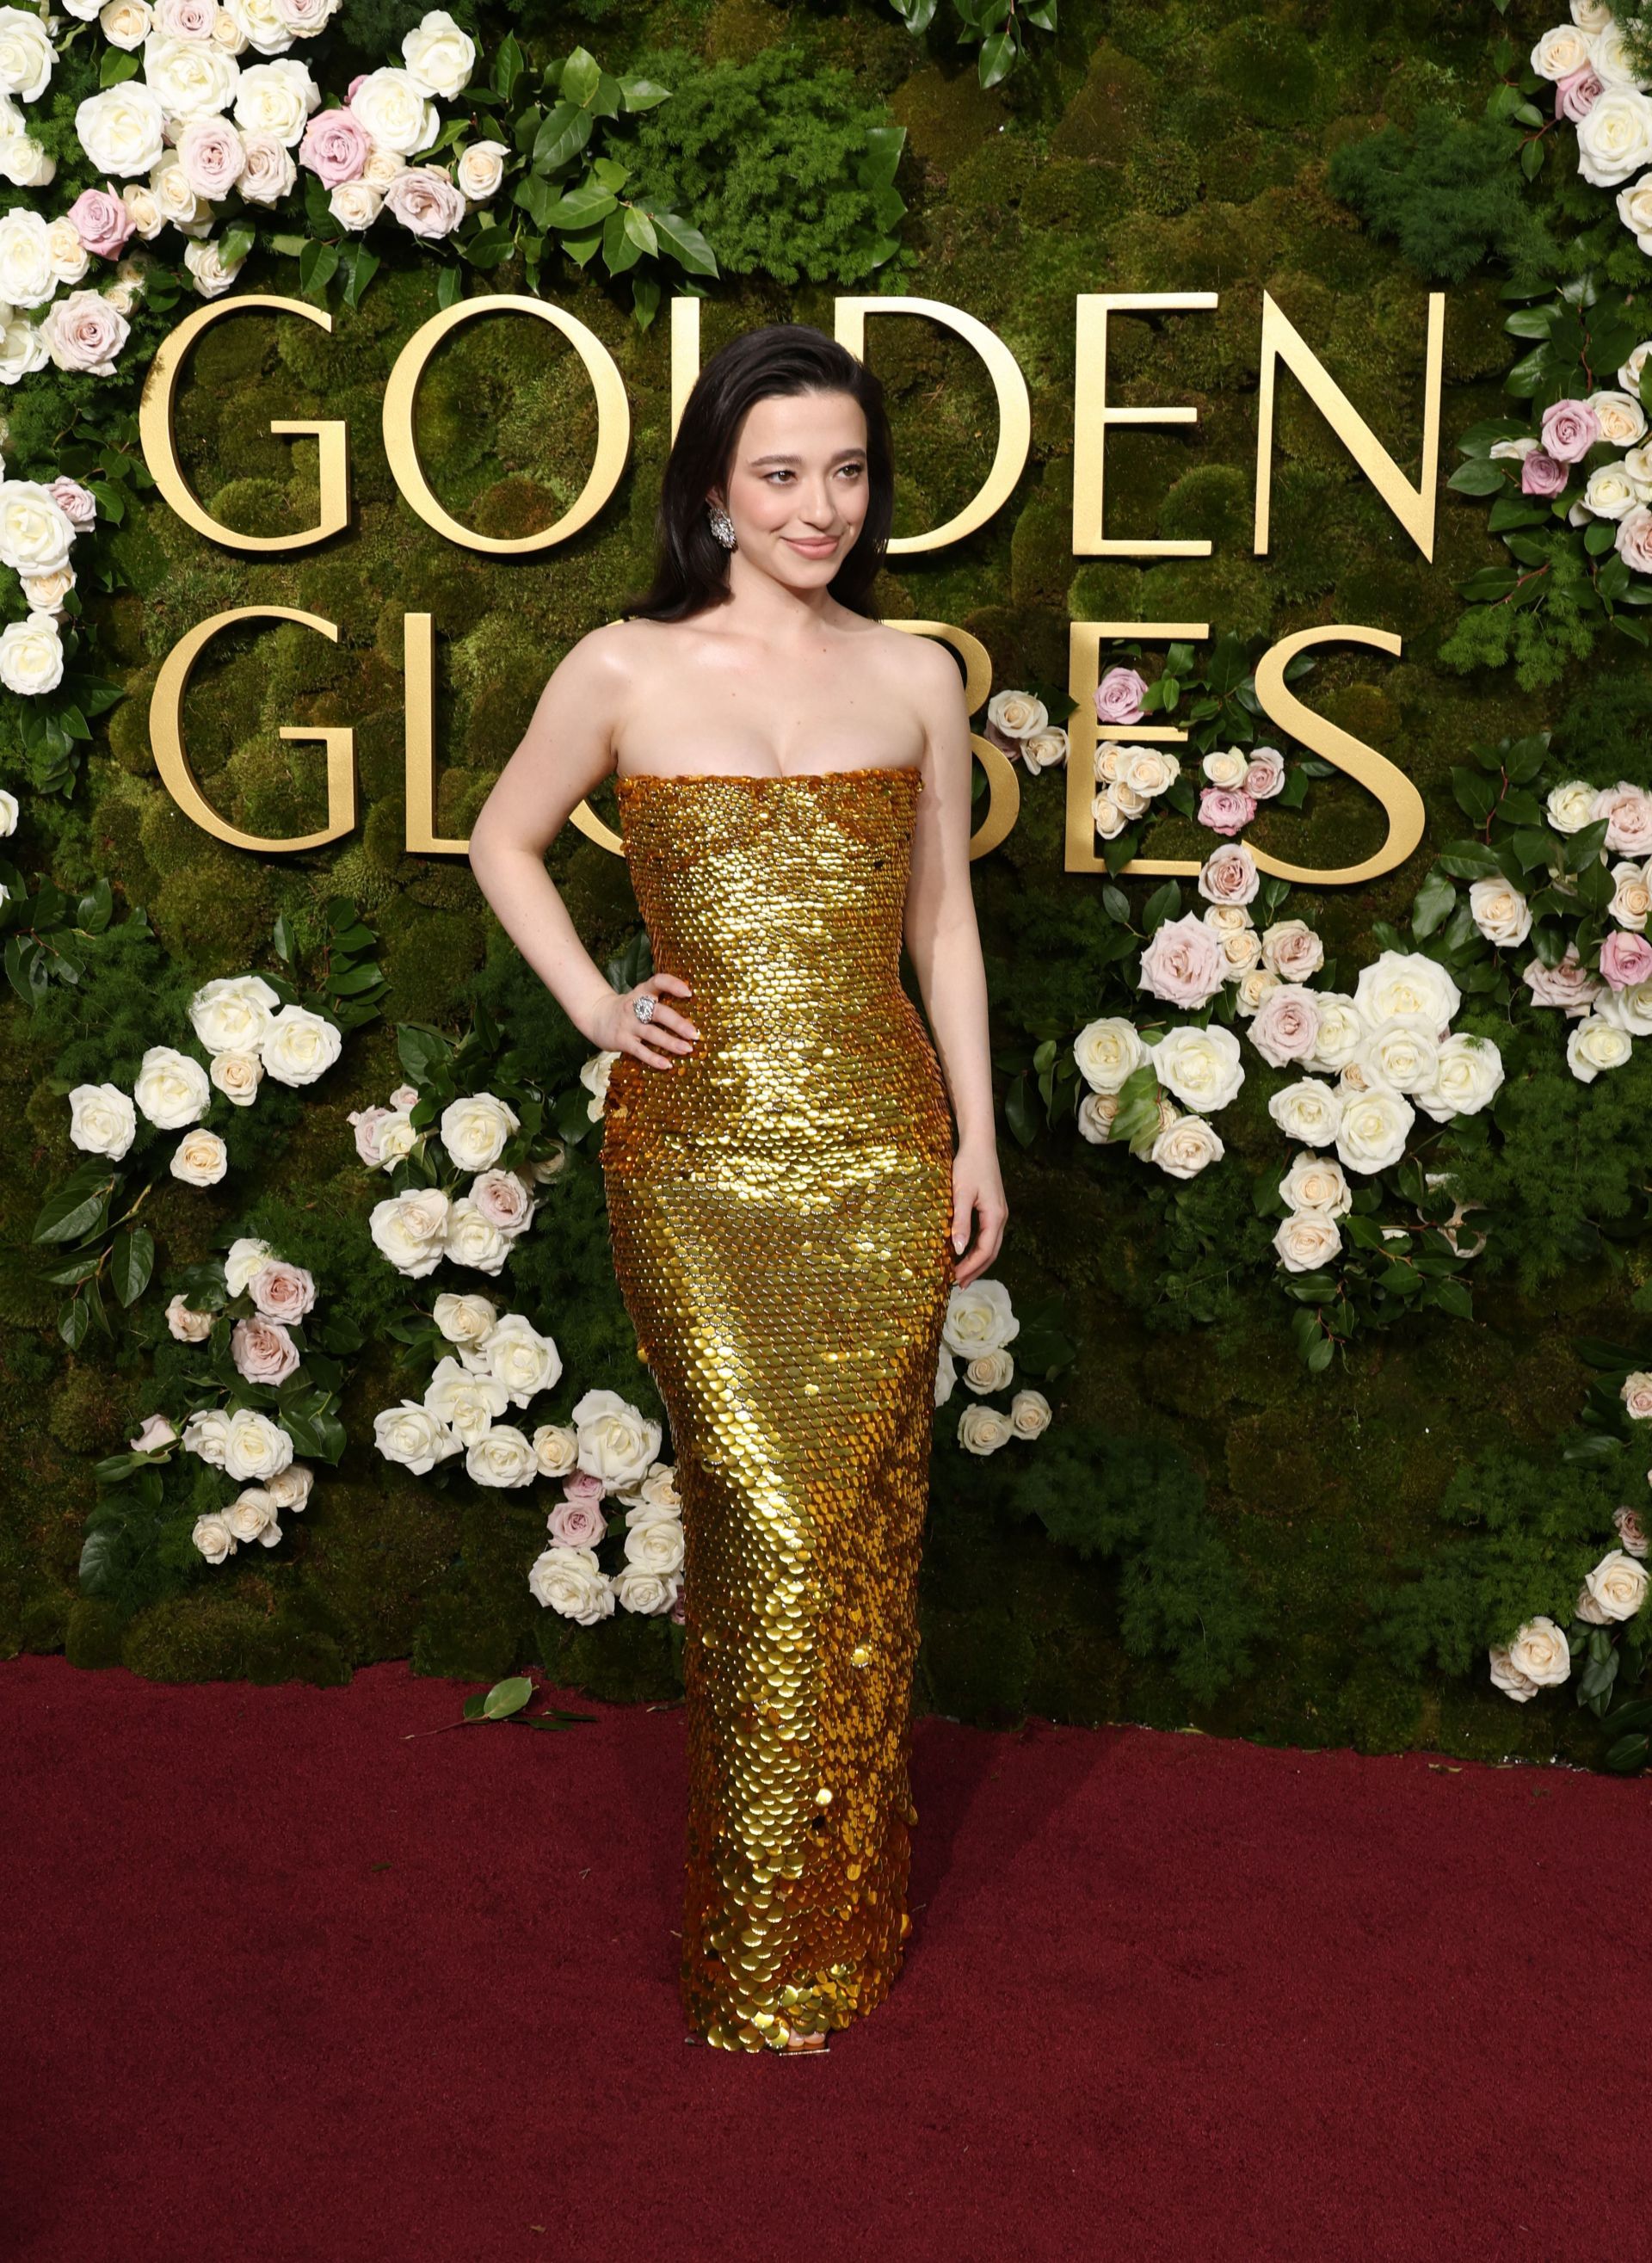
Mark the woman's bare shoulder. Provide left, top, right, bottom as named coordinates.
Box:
left=856, top=616, right=969, bottom=703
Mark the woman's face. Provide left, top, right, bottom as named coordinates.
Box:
left=712, top=387, right=871, bottom=585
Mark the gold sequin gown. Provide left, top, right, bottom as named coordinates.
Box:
left=600, top=766, right=957, bottom=2052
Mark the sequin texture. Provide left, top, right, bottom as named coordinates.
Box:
left=600, top=768, right=956, bottom=2052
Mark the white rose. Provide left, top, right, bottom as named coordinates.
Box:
left=0, top=478, right=77, bottom=572
left=1530, top=25, right=1593, bottom=77
left=1590, top=388, right=1649, bottom=447
left=942, top=1277, right=1019, bottom=1358
left=618, top=1463, right=681, bottom=1514
left=133, top=1043, right=211, bottom=1128
left=1468, top=876, right=1532, bottom=947
left=348, top=65, right=439, bottom=155
left=1279, top=1153, right=1352, bottom=1216
left=223, top=1406, right=293, bottom=1482
left=987, top=688, right=1047, bottom=739
left=223, top=0, right=294, bottom=54
left=453, top=136, right=507, bottom=203
left=77, top=82, right=170, bottom=176
left=1073, top=1015, right=1145, bottom=1094
left=1273, top=1210, right=1342, bottom=1273
left=533, top=1421, right=578, bottom=1477
left=1202, top=746, right=1248, bottom=789
left=21, top=564, right=74, bottom=612
left=1076, top=1091, right=1118, bottom=1144
left=0, top=786, right=16, bottom=834
left=572, top=1386, right=662, bottom=1489
left=377, top=1110, right=420, bottom=1168
left=1578, top=1549, right=1649, bottom=1623
left=1008, top=1388, right=1051, bottom=1439
left=0, top=613, right=61, bottom=693
left=1090, top=790, right=1126, bottom=839
left=934, top=1344, right=957, bottom=1406
left=1547, top=780, right=1599, bottom=834
left=0, top=9, right=54, bottom=101
left=170, top=1126, right=228, bottom=1186
left=440, top=1090, right=520, bottom=1171
left=434, top=1290, right=496, bottom=1347
left=265, top=1462, right=312, bottom=1511
left=611, top=1565, right=681, bottom=1616
left=188, top=971, right=280, bottom=1054
left=1576, top=87, right=1652, bottom=188
left=1353, top=949, right=1460, bottom=1033
left=0, top=311, right=47, bottom=387
left=233, top=56, right=317, bottom=144
left=1583, top=464, right=1642, bottom=522
left=957, top=1403, right=1014, bottom=1454
left=1267, top=1076, right=1342, bottom=1146
left=465, top=1422, right=537, bottom=1488
left=423, top=1353, right=508, bottom=1444
left=69, top=1081, right=137, bottom=1160
left=624, top=1514, right=685, bottom=1576
left=368, top=1403, right=457, bottom=1475
left=45, top=217, right=90, bottom=287
left=1150, top=1112, right=1224, bottom=1178
left=1023, top=726, right=1068, bottom=773
left=223, top=1234, right=273, bottom=1296
left=1334, top=1084, right=1415, bottom=1175
left=1116, top=743, right=1180, bottom=798
left=0, top=210, right=55, bottom=314
left=209, top=1048, right=262, bottom=1110
left=1416, top=1031, right=1505, bottom=1121
left=182, top=237, right=248, bottom=297
left=192, top=1512, right=236, bottom=1563
left=329, top=178, right=381, bottom=231
left=528, top=1545, right=615, bottom=1625
left=369, top=1186, right=450, bottom=1276
left=1599, top=977, right=1652, bottom=1035
left=182, top=1407, right=232, bottom=1464
left=963, top=1347, right=1015, bottom=1393
left=1505, top=1616, right=1572, bottom=1687
left=1150, top=1022, right=1245, bottom=1112
left=401, top=7, right=475, bottom=95
left=1354, top=1016, right=1439, bottom=1095
left=468, top=1312, right=562, bottom=1407
left=144, top=33, right=243, bottom=120
left=441, top=1195, right=510, bottom=1276
left=225, top=1487, right=280, bottom=1545
left=1488, top=1643, right=1538, bottom=1701
left=1566, top=1013, right=1634, bottom=1082
left=1621, top=1371, right=1652, bottom=1421
left=259, top=1002, right=340, bottom=1085
left=581, top=1048, right=617, bottom=1119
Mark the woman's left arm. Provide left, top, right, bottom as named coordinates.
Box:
left=902, top=638, right=1008, bottom=1286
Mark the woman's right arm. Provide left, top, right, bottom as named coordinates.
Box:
left=465, top=626, right=698, bottom=1071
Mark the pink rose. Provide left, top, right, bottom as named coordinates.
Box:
left=390, top=1083, right=419, bottom=1109
left=66, top=186, right=134, bottom=259
left=564, top=1471, right=607, bottom=1507
left=1248, top=984, right=1322, bottom=1068
left=1137, top=912, right=1225, bottom=1008
left=1520, top=447, right=1569, bottom=496
left=1197, top=841, right=1261, bottom=906
left=47, top=477, right=96, bottom=529
left=177, top=119, right=246, bottom=200
left=547, top=1498, right=607, bottom=1548
left=1613, top=503, right=1652, bottom=577
left=1593, top=780, right=1652, bottom=855
left=1539, top=398, right=1601, bottom=463
left=1094, top=665, right=1147, bottom=725
left=39, top=291, right=129, bottom=378
left=348, top=1104, right=397, bottom=1165
left=471, top=1168, right=535, bottom=1233
left=1521, top=944, right=1602, bottom=1017
left=246, top=1258, right=317, bottom=1324
left=1198, top=786, right=1256, bottom=836
left=1599, top=930, right=1652, bottom=990
left=1244, top=748, right=1285, bottom=799
left=231, top=1315, right=301, bottom=1384
left=299, top=107, right=371, bottom=188
left=1614, top=1504, right=1648, bottom=1558
left=347, top=73, right=367, bottom=101
left=1556, top=65, right=1602, bottom=121
left=383, top=164, right=467, bottom=240
left=128, top=1412, right=178, bottom=1452
left=153, top=0, right=217, bottom=30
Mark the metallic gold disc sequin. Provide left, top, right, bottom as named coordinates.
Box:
left=601, top=769, right=956, bottom=2054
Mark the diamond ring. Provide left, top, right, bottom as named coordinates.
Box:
left=632, top=993, right=657, bottom=1024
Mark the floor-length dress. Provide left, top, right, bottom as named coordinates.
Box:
left=599, top=764, right=957, bottom=2052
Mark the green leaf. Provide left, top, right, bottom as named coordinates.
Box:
left=491, top=30, right=524, bottom=99
left=560, top=46, right=601, bottom=108
left=481, top=1675, right=534, bottom=1720
left=1002, top=1072, right=1039, bottom=1148
left=1447, top=459, right=1507, bottom=496
left=533, top=102, right=592, bottom=174
left=619, top=75, right=672, bottom=110
left=34, top=1163, right=114, bottom=1247
left=110, top=1226, right=154, bottom=1309
left=651, top=208, right=718, bottom=278
left=1410, top=866, right=1456, bottom=940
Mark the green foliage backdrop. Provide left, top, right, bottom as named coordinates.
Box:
left=3, top=0, right=1650, bottom=1771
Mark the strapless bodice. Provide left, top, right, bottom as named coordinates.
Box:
left=601, top=766, right=951, bottom=1156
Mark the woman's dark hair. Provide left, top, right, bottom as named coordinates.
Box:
left=620, top=322, right=894, bottom=622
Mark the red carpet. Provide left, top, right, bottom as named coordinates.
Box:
left=4, top=1654, right=1649, bottom=2263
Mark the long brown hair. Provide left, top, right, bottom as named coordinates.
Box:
left=620, top=321, right=895, bottom=622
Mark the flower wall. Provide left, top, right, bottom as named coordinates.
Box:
left=1, top=0, right=1649, bottom=1771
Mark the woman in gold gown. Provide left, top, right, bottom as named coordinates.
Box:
left=467, top=324, right=1005, bottom=2053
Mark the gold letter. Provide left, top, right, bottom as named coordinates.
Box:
left=1250, top=626, right=1424, bottom=884
left=887, top=620, right=1019, bottom=860
left=404, top=611, right=622, bottom=856
left=138, top=297, right=348, bottom=552
left=1072, top=293, right=1219, bottom=557
left=151, top=607, right=354, bottom=851
left=1067, top=620, right=1209, bottom=875
left=835, top=296, right=1030, bottom=552
left=384, top=294, right=630, bottom=554
left=1254, top=290, right=1445, bottom=560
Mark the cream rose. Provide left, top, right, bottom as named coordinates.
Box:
left=260, top=1002, right=340, bottom=1084
left=943, top=1277, right=1019, bottom=1358
left=1621, top=1371, right=1652, bottom=1421
left=958, top=1403, right=1014, bottom=1454
left=1609, top=860, right=1651, bottom=928
left=1150, top=1113, right=1224, bottom=1178
left=572, top=1387, right=663, bottom=1489
left=1506, top=1615, right=1573, bottom=1688
left=1576, top=1548, right=1649, bottom=1623
left=192, top=1513, right=236, bottom=1563
left=533, top=1421, right=578, bottom=1477
left=963, top=1347, right=1015, bottom=1393
left=528, top=1545, right=615, bottom=1625
left=434, top=1291, right=496, bottom=1348
left=624, top=1514, right=685, bottom=1576
left=373, top=1399, right=461, bottom=1472
left=440, top=1090, right=519, bottom=1171
left=987, top=688, right=1047, bottom=740
left=611, top=1565, right=680, bottom=1616
left=182, top=237, right=248, bottom=297
left=369, top=1186, right=451, bottom=1276
left=223, top=1406, right=293, bottom=1482
left=465, top=1423, right=537, bottom=1489
left=1076, top=1091, right=1119, bottom=1144
left=1279, top=1153, right=1352, bottom=1217
left=1073, top=1015, right=1146, bottom=1094
left=1116, top=743, right=1180, bottom=798
left=1468, top=876, right=1532, bottom=947
left=1354, top=1017, right=1439, bottom=1095
left=1273, top=1210, right=1342, bottom=1273
left=1008, top=1388, right=1051, bottom=1439
left=1267, top=1076, right=1342, bottom=1146
left=1202, top=746, right=1248, bottom=790
left=225, top=1489, right=280, bottom=1546
left=209, top=1056, right=260, bottom=1113
left=171, top=1126, right=228, bottom=1186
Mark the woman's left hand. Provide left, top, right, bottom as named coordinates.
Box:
left=950, top=1141, right=1008, bottom=1286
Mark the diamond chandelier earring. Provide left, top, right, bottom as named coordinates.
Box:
left=707, top=502, right=737, bottom=549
